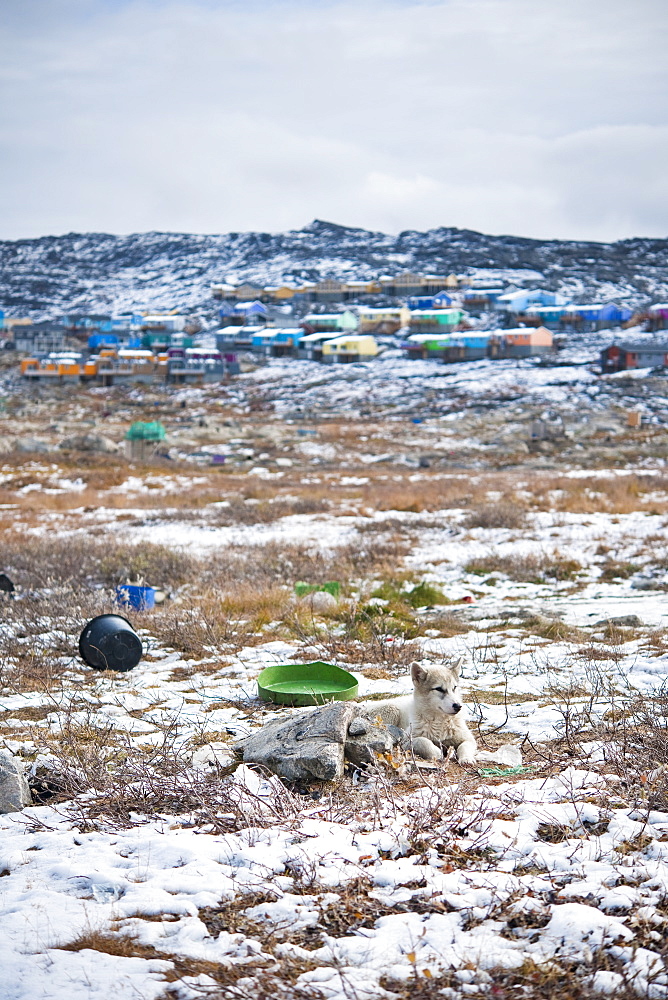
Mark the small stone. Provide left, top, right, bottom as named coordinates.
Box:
left=347, top=717, right=370, bottom=737
left=59, top=433, right=118, bottom=454
left=344, top=717, right=398, bottom=767
left=0, top=752, right=31, bottom=813
left=300, top=591, right=338, bottom=613
left=387, top=725, right=405, bottom=744
left=595, top=615, right=643, bottom=628
left=15, top=438, right=52, bottom=454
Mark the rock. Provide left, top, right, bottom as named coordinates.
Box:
left=191, top=743, right=236, bottom=768
left=345, top=718, right=401, bottom=767
left=0, top=752, right=31, bottom=813
left=234, top=702, right=357, bottom=782
left=15, top=437, right=52, bottom=454
left=595, top=615, right=643, bottom=627
left=59, top=433, right=118, bottom=453
left=300, top=590, right=338, bottom=614
left=387, top=724, right=405, bottom=744
left=347, top=717, right=370, bottom=737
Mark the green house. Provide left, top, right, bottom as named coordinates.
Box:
left=408, top=308, right=465, bottom=332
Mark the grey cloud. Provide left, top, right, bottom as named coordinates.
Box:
left=0, top=0, right=666, bottom=240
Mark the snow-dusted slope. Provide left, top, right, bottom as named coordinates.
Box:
left=1, top=219, right=667, bottom=318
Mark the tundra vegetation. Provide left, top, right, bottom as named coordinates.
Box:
left=1, top=367, right=668, bottom=999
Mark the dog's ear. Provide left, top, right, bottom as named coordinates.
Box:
left=450, top=657, right=463, bottom=679
left=411, top=662, right=429, bottom=686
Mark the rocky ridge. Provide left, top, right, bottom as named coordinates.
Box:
left=1, top=219, right=667, bottom=319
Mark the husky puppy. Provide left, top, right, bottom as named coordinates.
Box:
left=362, top=660, right=477, bottom=764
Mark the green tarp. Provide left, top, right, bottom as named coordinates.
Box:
left=125, top=421, right=166, bottom=441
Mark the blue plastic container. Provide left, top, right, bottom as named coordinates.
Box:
left=116, top=585, right=156, bottom=611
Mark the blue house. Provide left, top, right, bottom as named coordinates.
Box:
left=407, top=295, right=436, bottom=310
left=269, top=328, right=304, bottom=357
left=597, top=303, right=633, bottom=326
left=497, top=289, right=567, bottom=314
left=233, top=300, right=268, bottom=321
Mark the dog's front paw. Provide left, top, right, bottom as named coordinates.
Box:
left=456, top=746, right=477, bottom=766
left=410, top=736, right=443, bottom=761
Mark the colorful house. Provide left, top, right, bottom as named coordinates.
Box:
left=301, top=311, right=358, bottom=334
left=601, top=342, right=668, bottom=372
left=298, top=330, right=341, bottom=361
left=211, top=284, right=236, bottom=299
left=268, top=328, right=304, bottom=357
left=321, top=335, right=379, bottom=363
left=648, top=304, right=668, bottom=331
left=462, top=289, right=506, bottom=313
left=406, top=292, right=453, bottom=310
left=402, top=334, right=454, bottom=359
left=216, top=325, right=265, bottom=350
left=380, top=272, right=425, bottom=296
left=357, top=307, right=410, bottom=334
left=497, top=289, right=567, bottom=314
left=495, top=327, right=553, bottom=357
left=422, top=276, right=452, bottom=295
left=230, top=283, right=265, bottom=301
left=522, top=305, right=571, bottom=327
left=446, top=332, right=492, bottom=361
left=312, top=279, right=348, bottom=302
left=408, top=308, right=465, bottom=333
left=264, top=285, right=298, bottom=302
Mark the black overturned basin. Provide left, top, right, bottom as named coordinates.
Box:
left=78, top=614, right=143, bottom=672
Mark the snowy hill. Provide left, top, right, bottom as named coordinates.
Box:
left=1, top=219, right=667, bottom=319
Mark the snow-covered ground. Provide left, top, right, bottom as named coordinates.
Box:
left=1, top=355, right=668, bottom=999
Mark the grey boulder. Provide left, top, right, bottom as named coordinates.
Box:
left=15, top=438, right=52, bottom=454
left=234, top=702, right=357, bottom=782
left=300, top=591, right=338, bottom=614
left=0, top=752, right=31, bottom=813
left=595, top=615, right=643, bottom=627
left=345, top=718, right=402, bottom=767
left=59, top=434, right=118, bottom=454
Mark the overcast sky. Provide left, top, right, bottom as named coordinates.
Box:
left=1, top=0, right=666, bottom=242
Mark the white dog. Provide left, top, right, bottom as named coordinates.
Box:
left=362, top=660, right=477, bottom=764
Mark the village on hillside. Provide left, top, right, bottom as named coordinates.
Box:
left=2, top=268, right=668, bottom=386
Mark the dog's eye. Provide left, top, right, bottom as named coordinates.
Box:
left=433, top=686, right=446, bottom=695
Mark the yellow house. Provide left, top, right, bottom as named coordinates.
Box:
left=312, top=278, right=347, bottom=301
left=211, top=284, right=235, bottom=299
left=380, top=272, right=425, bottom=296
left=345, top=279, right=381, bottom=296
left=422, top=275, right=451, bottom=294
left=232, top=283, right=265, bottom=300
left=264, top=285, right=297, bottom=301
left=357, top=307, right=410, bottom=333
left=4, top=317, right=33, bottom=329
left=321, top=335, right=379, bottom=363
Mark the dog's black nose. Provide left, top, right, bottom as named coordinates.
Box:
left=451, top=703, right=461, bottom=713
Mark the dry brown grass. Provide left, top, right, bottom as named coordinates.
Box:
left=463, top=499, right=528, bottom=529
left=60, top=928, right=324, bottom=999
left=464, top=552, right=584, bottom=583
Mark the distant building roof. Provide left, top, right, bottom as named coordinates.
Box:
left=607, top=342, right=668, bottom=352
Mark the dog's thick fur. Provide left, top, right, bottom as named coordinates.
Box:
left=362, top=661, right=477, bottom=764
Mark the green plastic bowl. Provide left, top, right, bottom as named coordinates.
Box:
left=257, top=661, right=358, bottom=706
